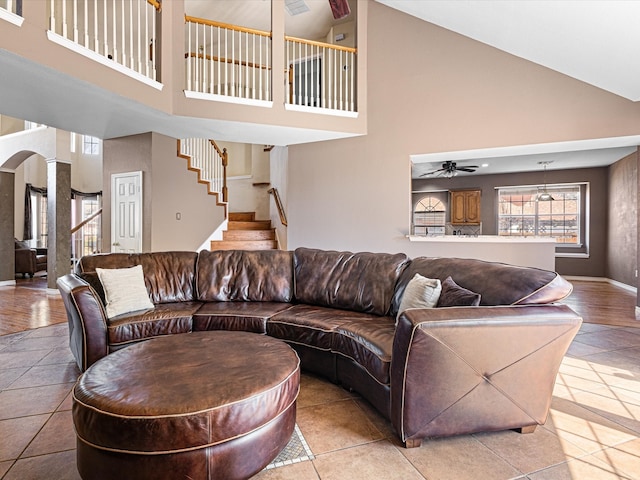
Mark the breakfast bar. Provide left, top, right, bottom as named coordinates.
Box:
left=406, top=235, right=557, bottom=271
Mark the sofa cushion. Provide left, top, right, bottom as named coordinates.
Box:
left=193, top=302, right=294, bottom=333
left=391, top=257, right=573, bottom=315
left=437, top=276, right=481, bottom=307
left=397, top=274, right=441, bottom=319
left=294, top=248, right=410, bottom=316
left=97, top=266, right=155, bottom=319
left=78, top=252, right=199, bottom=304
left=333, top=316, right=396, bottom=385
left=107, top=302, right=200, bottom=347
left=267, top=304, right=351, bottom=351
left=196, top=250, right=293, bottom=302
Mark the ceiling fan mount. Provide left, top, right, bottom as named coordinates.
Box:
left=420, top=160, right=479, bottom=178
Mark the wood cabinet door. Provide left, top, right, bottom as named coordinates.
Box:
left=450, top=191, right=466, bottom=224
left=464, top=190, right=481, bottom=224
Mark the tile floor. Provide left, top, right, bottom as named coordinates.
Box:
left=1, top=320, right=640, bottom=479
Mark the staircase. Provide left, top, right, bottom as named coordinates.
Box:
left=210, top=212, right=278, bottom=250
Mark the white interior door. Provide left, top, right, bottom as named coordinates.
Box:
left=111, top=172, right=142, bottom=253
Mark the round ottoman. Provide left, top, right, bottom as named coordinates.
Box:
left=72, top=331, right=300, bottom=480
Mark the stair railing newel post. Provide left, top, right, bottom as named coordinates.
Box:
left=222, top=147, right=228, bottom=203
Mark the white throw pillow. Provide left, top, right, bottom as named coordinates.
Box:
left=96, top=265, right=154, bottom=319
left=397, top=273, right=442, bottom=321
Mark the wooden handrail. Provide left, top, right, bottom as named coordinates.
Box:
left=71, top=208, right=102, bottom=235
left=268, top=188, right=287, bottom=227
left=185, top=52, right=271, bottom=71
left=211, top=140, right=229, bottom=203
left=184, top=15, right=272, bottom=38
left=285, top=35, right=357, bottom=54
left=147, top=0, right=161, bottom=12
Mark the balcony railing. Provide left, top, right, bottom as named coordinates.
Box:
left=184, top=16, right=272, bottom=103
left=1, top=0, right=20, bottom=15
left=48, top=0, right=161, bottom=82
left=285, top=36, right=357, bottom=113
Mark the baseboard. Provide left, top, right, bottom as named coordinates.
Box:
left=0, top=279, right=16, bottom=287
left=564, top=275, right=637, bottom=294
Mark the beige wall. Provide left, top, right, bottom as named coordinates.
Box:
left=103, top=132, right=226, bottom=253
left=286, top=2, right=640, bottom=267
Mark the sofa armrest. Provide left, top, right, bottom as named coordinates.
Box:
left=390, top=304, right=582, bottom=447
left=15, top=248, right=37, bottom=273
left=57, top=274, right=109, bottom=371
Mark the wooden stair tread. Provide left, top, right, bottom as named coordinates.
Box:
left=228, top=220, right=272, bottom=230
left=228, top=212, right=256, bottom=221
left=210, top=240, right=278, bottom=250
left=223, top=229, right=275, bottom=241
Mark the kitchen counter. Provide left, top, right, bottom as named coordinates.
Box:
left=406, top=235, right=557, bottom=270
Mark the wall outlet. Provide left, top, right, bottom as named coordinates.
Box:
left=176, top=212, right=181, bottom=220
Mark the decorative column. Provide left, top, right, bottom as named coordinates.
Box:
left=0, top=169, right=15, bottom=285
left=47, top=159, right=71, bottom=290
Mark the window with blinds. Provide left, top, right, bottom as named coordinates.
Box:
left=497, top=184, right=582, bottom=245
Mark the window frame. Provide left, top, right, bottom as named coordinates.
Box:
left=82, top=135, right=100, bottom=155
left=495, top=182, right=589, bottom=257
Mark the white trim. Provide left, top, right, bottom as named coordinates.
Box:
left=556, top=253, right=590, bottom=259
left=564, top=275, right=637, bottom=294
left=0, top=280, right=16, bottom=287
left=285, top=103, right=358, bottom=118
left=47, top=288, right=61, bottom=296
left=46, top=31, right=163, bottom=91
left=0, top=8, right=24, bottom=27
left=184, top=90, right=273, bottom=108
left=0, top=167, right=16, bottom=173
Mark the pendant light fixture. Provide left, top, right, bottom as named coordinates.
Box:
left=537, top=161, right=554, bottom=201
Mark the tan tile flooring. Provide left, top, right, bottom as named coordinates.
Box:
left=0, top=282, right=639, bottom=479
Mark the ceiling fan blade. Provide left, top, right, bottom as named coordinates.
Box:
left=419, top=168, right=445, bottom=177
left=457, top=167, right=477, bottom=172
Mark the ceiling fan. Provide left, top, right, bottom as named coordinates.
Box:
left=420, top=161, right=479, bottom=178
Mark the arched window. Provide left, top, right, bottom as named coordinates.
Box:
left=413, top=195, right=446, bottom=235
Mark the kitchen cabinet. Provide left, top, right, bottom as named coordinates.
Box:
left=450, top=190, right=481, bottom=225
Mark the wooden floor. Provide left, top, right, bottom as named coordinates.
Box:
left=0, top=276, right=637, bottom=336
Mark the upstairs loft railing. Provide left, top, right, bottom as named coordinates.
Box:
left=178, top=138, right=228, bottom=203
left=286, top=36, right=357, bottom=113
left=184, top=15, right=272, bottom=102
left=1, top=0, right=20, bottom=15
left=48, top=0, right=161, bottom=82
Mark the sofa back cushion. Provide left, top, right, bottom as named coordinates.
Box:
left=196, top=250, right=294, bottom=302
left=76, top=251, right=198, bottom=304
left=391, top=257, right=573, bottom=315
left=294, top=247, right=410, bottom=316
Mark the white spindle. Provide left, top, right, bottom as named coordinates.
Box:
left=121, top=0, right=125, bottom=65
left=144, top=0, right=149, bottom=77
left=103, top=0, right=108, bottom=57
left=217, top=27, right=221, bottom=95
left=83, top=0, right=88, bottom=48
left=265, top=36, right=269, bottom=100
left=94, top=0, right=99, bottom=52
left=152, top=6, right=157, bottom=80
left=224, top=28, right=228, bottom=96
left=50, top=0, right=56, bottom=31
left=112, top=0, right=117, bottom=62
left=231, top=29, right=235, bottom=97
left=209, top=25, right=214, bottom=94
left=73, top=0, right=78, bottom=42
left=187, top=21, right=192, bottom=91
left=129, top=0, right=134, bottom=69
left=137, top=0, right=142, bottom=75
left=194, top=21, right=199, bottom=92
left=62, top=0, right=67, bottom=38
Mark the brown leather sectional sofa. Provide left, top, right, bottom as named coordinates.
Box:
left=57, top=247, right=582, bottom=448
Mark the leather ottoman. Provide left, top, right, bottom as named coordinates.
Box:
left=72, top=331, right=300, bottom=480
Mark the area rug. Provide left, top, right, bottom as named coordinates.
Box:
left=265, top=424, right=314, bottom=470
